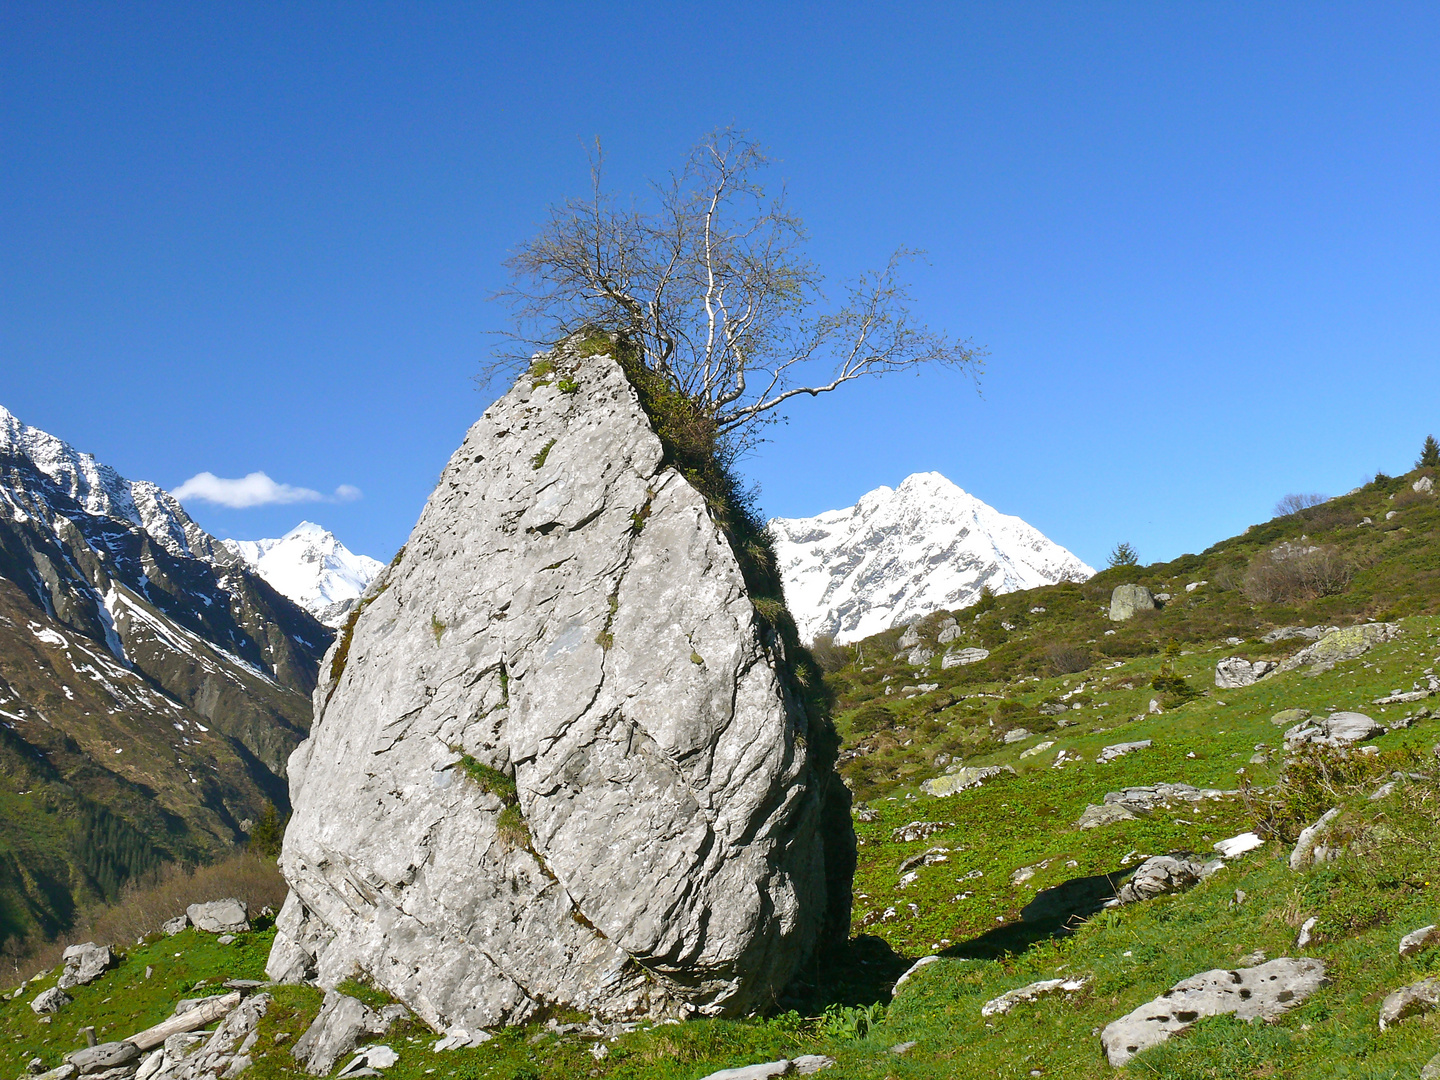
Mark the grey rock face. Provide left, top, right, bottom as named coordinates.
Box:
left=941, top=646, right=989, bottom=669
left=905, top=647, right=934, bottom=667
left=1109, top=585, right=1156, bottom=621
left=57, top=943, right=111, bottom=990
left=187, top=900, right=249, bottom=934
left=1214, top=657, right=1277, bottom=689
left=1379, top=977, right=1440, bottom=1030
left=1114, top=854, right=1206, bottom=905
left=1100, top=958, right=1326, bottom=1066
left=270, top=346, right=852, bottom=1031
left=292, top=992, right=381, bottom=1076
left=896, top=626, right=921, bottom=650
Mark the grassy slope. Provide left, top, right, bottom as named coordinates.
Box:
left=4, top=472, right=1440, bottom=1076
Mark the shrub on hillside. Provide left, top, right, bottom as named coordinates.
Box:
left=1045, top=644, right=1092, bottom=675
left=1273, top=492, right=1329, bottom=518
left=1243, top=543, right=1353, bottom=603
left=810, top=634, right=852, bottom=673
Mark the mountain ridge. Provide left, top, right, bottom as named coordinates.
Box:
left=222, top=522, right=384, bottom=628
left=769, top=471, right=1094, bottom=644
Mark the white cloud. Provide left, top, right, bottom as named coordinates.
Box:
left=172, top=471, right=362, bottom=509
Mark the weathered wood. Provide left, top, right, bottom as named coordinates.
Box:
left=128, top=991, right=241, bottom=1050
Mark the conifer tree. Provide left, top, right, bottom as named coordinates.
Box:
left=1107, top=542, right=1139, bottom=568
left=1418, top=434, right=1439, bottom=469
left=248, top=802, right=286, bottom=858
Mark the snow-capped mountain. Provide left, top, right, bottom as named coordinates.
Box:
left=224, top=522, right=384, bottom=627
left=769, top=472, right=1095, bottom=644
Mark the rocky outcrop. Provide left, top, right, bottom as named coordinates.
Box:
left=187, top=900, right=249, bottom=934
left=1283, top=712, right=1384, bottom=751
left=1109, top=585, right=1156, bottom=621
left=270, top=344, right=853, bottom=1031
left=1112, top=854, right=1207, bottom=905
left=1278, top=623, right=1400, bottom=675
left=1214, top=657, right=1276, bottom=689
left=921, top=765, right=1015, bottom=797
left=1100, top=958, right=1326, bottom=1066
left=1379, top=977, right=1440, bottom=1030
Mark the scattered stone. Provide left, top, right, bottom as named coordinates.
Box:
left=1369, top=780, right=1397, bottom=801
left=897, top=626, right=921, bottom=650
left=905, top=647, right=934, bottom=667
left=1215, top=657, right=1277, bottom=689
left=1374, top=689, right=1431, bottom=705
left=1296, top=916, right=1318, bottom=949
left=30, top=987, right=72, bottom=1014
left=1185, top=581, right=1206, bottom=592
left=58, top=944, right=112, bottom=991
left=431, top=1029, right=492, bottom=1052
left=1278, top=623, right=1401, bottom=675
left=1002, top=728, right=1033, bottom=745
left=1078, top=803, right=1138, bottom=830
left=1262, top=626, right=1329, bottom=643
left=792, top=1057, right=835, bottom=1075
left=889, top=1042, right=917, bottom=1055
left=1113, top=854, right=1206, bottom=905
left=1018, top=740, right=1055, bottom=759
left=892, top=955, right=941, bottom=994
left=1097, top=740, right=1151, bottom=765
left=338, top=1045, right=399, bottom=1076
left=216, top=935, right=235, bottom=945
left=921, top=766, right=1015, bottom=797
left=1099, top=958, right=1326, bottom=1066
left=1290, top=808, right=1341, bottom=870
left=898, top=848, right=950, bottom=874
left=31, top=1066, right=75, bottom=1080
left=162, top=916, right=188, bottom=936
left=1379, top=977, right=1440, bottom=1030
left=980, top=976, right=1089, bottom=1017
left=1213, top=832, right=1264, bottom=858
left=1104, top=782, right=1239, bottom=814
left=1416, top=476, right=1435, bottom=494
left=941, top=647, right=990, bottom=669
left=853, top=805, right=879, bottom=823
left=1284, top=712, right=1385, bottom=750
left=1109, top=585, right=1157, bottom=621
left=1399, top=924, right=1440, bottom=958
left=694, top=1062, right=791, bottom=1080
left=1148, top=698, right=1163, bottom=715
left=187, top=900, right=250, bottom=935
left=890, top=821, right=954, bottom=843
left=937, top=623, right=961, bottom=644
left=292, top=992, right=384, bottom=1076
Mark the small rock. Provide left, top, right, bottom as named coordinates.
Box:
left=187, top=899, right=250, bottom=935
left=1416, top=476, right=1435, bottom=494
left=981, top=977, right=1089, bottom=1016
left=162, top=916, right=189, bottom=936
left=1278, top=623, right=1401, bottom=675
left=791, top=1057, right=835, bottom=1075
left=892, top=955, right=941, bottom=994
left=1379, top=976, right=1440, bottom=1030
left=58, top=944, right=112, bottom=991
left=1296, top=916, right=1318, bottom=949
left=897, top=626, right=921, bottom=650
left=64, top=1042, right=141, bottom=1075
left=889, top=1041, right=917, bottom=1055
left=853, top=805, right=879, bottom=823
left=1270, top=707, right=1311, bottom=726
left=1399, top=924, right=1440, bottom=958
left=1113, top=854, right=1206, bottom=905
left=941, top=647, right=990, bottom=669
left=1424, top=1051, right=1440, bottom=1080
left=30, top=987, right=72, bottom=1015
left=1003, top=728, right=1033, bottom=745
left=26, top=1058, right=44, bottom=1074
left=217, top=935, right=236, bottom=945
left=1215, top=657, right=1277, bottom=689
left=905, top=647, right=934, bottom=667
left=694, top=1062, right=790, bottom=1080
left=1290, top=808, right=1341, bottom=870
left=1148, top=698, right=1162, bottom=715
left=1077, top=803, right=1138, bottom=830
left=1018, top=740, right=1055, bottom=759
left=921, top=766, right=1014, bottom=797
left=890, top=821, right=955, bottom=843
left=1096, top=740, right=1151, bottom=765
left=1213, top=832, right=1264, bottom=858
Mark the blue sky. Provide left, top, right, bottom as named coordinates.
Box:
left=4, top=3, right=1438, bottom=569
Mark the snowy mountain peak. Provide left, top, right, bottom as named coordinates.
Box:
left=223, top=522, right=384, bottom=628
left=769, top=472, right=1095, bottom=644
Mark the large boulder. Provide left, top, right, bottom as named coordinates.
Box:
left=57, top=943, right=111, bottom=990
left=269, top=344, right=853, bottom=1032
left=1284, top=712, right=1384, bottom=751
left=1100, top=958, right=1326, bottom=1066
left=1214, top=657, right=1276, bottom=689
left=1109, top=585, right=1156, bottom=621
left=186, top=900, right=249, bottom=935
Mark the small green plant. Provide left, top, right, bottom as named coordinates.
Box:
left=629, top=511, right=646, bottom=533
left=1107, top=541, right=1140, bottom=568
left=430, top=615, right=446, bottom=644
left=557, top=377, right=580, bottom=394
left=690, top=651, right=704, bottom=666
left=531, top=438, right=557, bottom=470
left=818, top=1001, right=885, bottom=1040
left=496, top=803, right=530, bottom=850
left=595, top=630, right=614, bottom=650
left=458, top=755, right=517, bottom=805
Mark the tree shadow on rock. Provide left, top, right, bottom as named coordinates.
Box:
left=942, top=866, right=1132, bottom=961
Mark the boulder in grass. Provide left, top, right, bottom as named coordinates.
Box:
left=187, top=899, right=249, bottom=934
left=30, top=987, right=72, bottom=1014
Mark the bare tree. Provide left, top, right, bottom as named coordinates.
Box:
left=498, top=129, right=983, bottom=445
left=1273, top=493, right=1330, bottom=518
